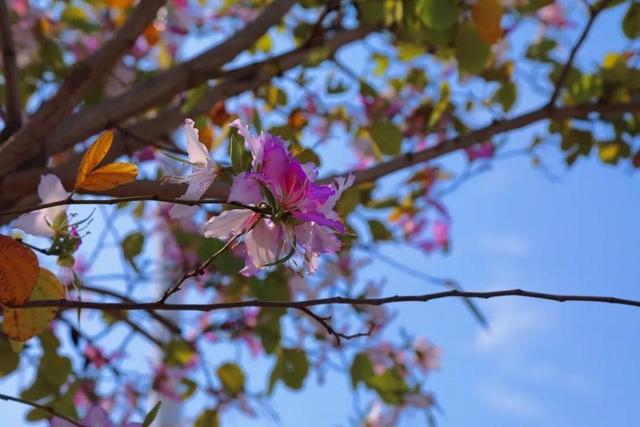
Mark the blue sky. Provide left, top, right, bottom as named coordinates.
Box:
left=2, top=1, right=639, bottom=426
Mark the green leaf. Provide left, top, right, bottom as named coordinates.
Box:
left=164, top=339, right=195, bottom=367
left=369, top=121, right=403, bottom=156
left=121, top=232, right=144, bottom=271
left=373, top=53, right=389, bottom=76
left=359, top=1, right=386, bottom=25
left=217, top=363, right=245, bottom=395
left=0, top=335, right=19, bottom=376
left=194, top=409, right=219, bottom=427
left=255, top=33, right=272, bottom=52
left=428, top=82, right=450, bottom=128
left=493, top=82, right=517, bottom=112
left=622, top=2, right=640, bottom=39
left=598, top=140, right=631, bottom=165
left=455, top=24, right=490, bottom=74
left=368, top=219, right=393, bottom=241
left=525, top=38, right=557, bottom=63
left=269, top=348, right=310, bottom=393
left=350, top=353, right=374, bottom=388
left=181, top=85, right=207, bottom=114
left=255, top=308, right=283, bottom=354
left=143, top=401, right=162, bottom=427
left=367, top=369, right=409, bottom=404
left=416, top=0, right=457, bottom=30
left=181, top=377, right=198, bottom=399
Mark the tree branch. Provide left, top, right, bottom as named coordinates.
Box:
left=1, top=100, right=636, bottom=225
left=0, top=393, right=84, bottom=427
left=348, top=101, right=640, bottom=186
left=548, top=0, right=611, bottom=105
left=0, top=0, right=166, bottom=176
left=10, top=288, right=640, bottom=312
left=0, top=26, right=375, bottom=211
left=44, top=0, right=297, bottom=159
left=0, top=0, right=22, bottom=140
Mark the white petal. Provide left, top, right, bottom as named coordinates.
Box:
left=245, top=220, right=291, bottom=268
left=13, top=211, right=54, bottom=237
left=168, top=204, right=198, bottom=220
left=229, top=119, right=263, bottom=167
left=184, top=119, right=212, bottom=166
left=38, top=174, right=70, bottom=203
left=14, top=174, right=69, bottom=237
left=202, top=209, right=255, bottom=240
left=169, top=164, right=217, bottom=219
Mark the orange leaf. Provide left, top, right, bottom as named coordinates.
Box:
left=0, top=235, right=39, bottom=305
left=107, top=0, right=134, bottom=9
left=79, top=162, right=138, bottom=191
left=200, top=126, right=214, bottom=151
left=75, top=131, right=114, bottom=190
left=472, top=0, right=503, bottom=45
left=2, top=268, right=64, bottom=342
left=208, top=101, right=231, bottom=127
left=144, top=24, right=161, bottom=46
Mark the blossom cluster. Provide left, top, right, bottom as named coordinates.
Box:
left=170, top=119, right=353, bottom=276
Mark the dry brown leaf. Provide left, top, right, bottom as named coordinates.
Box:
left=472, top=0, right=503, bottom=45
left=0, top=235, right=39, bottom=305
left=79, top=162, right=139, bottom=191
left=3, top=268, right=64, bottom=342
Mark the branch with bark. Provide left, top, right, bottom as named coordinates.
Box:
left=0, top=0, right=167, bottom=175
left=0, top=0, right=22, bottom=140
left=11, top=288, right=640, bottom=312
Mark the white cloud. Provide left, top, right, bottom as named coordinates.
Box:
left=479, top=233, right=530, bottom=257
left=478, top=381, right=548, bottom=419
left=475, top=302, right=546, bottom=353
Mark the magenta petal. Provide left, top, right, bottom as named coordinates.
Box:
left=292, top=210, right=344, bottom=233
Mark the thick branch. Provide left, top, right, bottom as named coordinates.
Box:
left=349, top=102, right=640, bottom=185
left=12, top=288, right=640, bottom=312
left=0, top=26, right=375, bottom=207
left=0, top=0, right=166, bottom=176
left=44, top=0, right=297, bottom=158
left=0, top=0, right=21, bottom=139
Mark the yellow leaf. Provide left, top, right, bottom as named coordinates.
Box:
left=75, top=131, right=114, bottom=190
left=599, top=142, right=621, bottom=164
left=472, top=0, right=503, bottom=45
left=0, top=235, right=39, bottom=306
left=2, top=268, right=64, bottom=343
left=79, top=162, right=138, bottom=191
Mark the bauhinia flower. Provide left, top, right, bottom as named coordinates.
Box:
left=51, top=405, right=141, bottom=427
left=168, top=119, right=218, bottom=219
left=203, top=120, right=353, bottom=275
left=13, top=174, right=70, bottom=237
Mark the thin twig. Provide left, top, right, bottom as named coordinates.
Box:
left=0, top=195, right=263, bottom=217
left=548, top=0, right=611, bottom=105
left=0, top=393, right=85, bottom=427
left=159, top=232, right=244, bottom=303
left=10, top=288, right=640, bottom=313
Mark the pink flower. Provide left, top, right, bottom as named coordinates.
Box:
left=413, top=337, right=441, bottom=373
left=51, top=405, right=141, bottom=427
left=465, top=141, right=494, bottom=162
left=167, top=119, right=218, bottom=219
left=538, top=2, right=569, bottom=28
left=203, top=121, right=352, bottom=275
left=14, top=174, right=70, bottom=237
